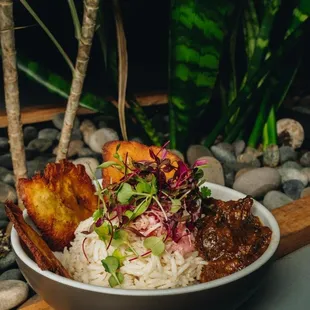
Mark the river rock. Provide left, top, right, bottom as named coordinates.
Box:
left=279, top=146, right=297, bottom=164
left=282, top=160, right=302, bottom=170
left=216, top=142, right=234, bottom=153
left=278, top=167, right=308, bottom=186
left=26, top=157, right=49, bottom=177
left=0, top=137, right=9, bottom=153
left=232, top=140, right=245, bottom=157
left=223, top=165, right=235, bottom=188
left=0, top=203, right=8, bottom=221
left=232, top=167, right=281, bottom=198
left=186, top=145, right=212, bottom=166
left=301, top=187, right=310, bottom=198
left=0, top=220, right=8, bottom=229
left=263, top=145, right=280, bottom=167
left=72, top=157, right=99, bottom=179
left=199, top=156, right=225, bottom=186
left=0, top=182, right=17, bottom=203
left=78, top=147, right=96, bottom=158
left=263, top=190, right=293, bottom=211
left=277, top=118, right=304, bottom=149
left=0, top=280, right=29, bottom=310
left=28, top=138, right=53, bottom=153
left=38, top=128, right=59, bottom=141
left=88, top=128, right=119, bottom=153
left=0, top=154, right=12, bottom=169
left=235, top=168, right=255, bottom=180
left=300, top=152, right=310, bottom=167
left=0, top=251, right=16, bottom=271
left=53, top=140, right=84, bottom=158
left=23, top=126, right=38, bottom=145
left=80, top=119, right=97, bottom=145
left=0, top=167, right=14, bottom=186
left=211, top=145, right=236, bottom=164
left=237, top=153, right=261, bottom=168
left=0, top=269, right=23, bottom=281
left=302, top=168, right=310, bottom=182
left=244, top=146, right=263, bottom=158
left=282, top=180, right=304, bottom=200
left=52, top=113, right=80, bottom=130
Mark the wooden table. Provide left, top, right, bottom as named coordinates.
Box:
left=18, top=196, right=310, bottom=310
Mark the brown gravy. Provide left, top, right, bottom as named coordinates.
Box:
left=196, top=196, right=272, bottom=282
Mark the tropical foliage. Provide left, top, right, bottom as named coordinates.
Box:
left=3, top=0, right=310, bottom=153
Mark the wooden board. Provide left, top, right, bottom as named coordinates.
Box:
left=17, top=195, right=310, bottom=310
left=0, top=92, right=168, bottom=128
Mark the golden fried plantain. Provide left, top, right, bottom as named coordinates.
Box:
left=18, top=160, right=97, bottom=251
left=5, top=201, right=71, bottom=278
left=101, top=140, right=181, bottom=187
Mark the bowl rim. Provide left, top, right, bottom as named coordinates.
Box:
left=11, top=182, right=280, bottom=296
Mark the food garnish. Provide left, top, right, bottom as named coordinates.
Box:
left=18, top=160, right=97, bottom=251
left=5, top=201, right=71, bottom=278
left=92, top=141, right=210, bottom=285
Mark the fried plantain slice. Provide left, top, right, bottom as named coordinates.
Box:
left=101, top=140, right=182, bottom=187
left=5, top=201, right=71, bottom=278
left=18, top=160, right=97, bottom=251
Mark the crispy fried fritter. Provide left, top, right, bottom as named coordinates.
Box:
left=5, top=201, right=71, bottom=278
left=101, top=141, right=181, bottom=187
left=18, top=160, right=97, bottom=251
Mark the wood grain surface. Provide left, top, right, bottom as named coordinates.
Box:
left=17, top=195, right=310, bottom=310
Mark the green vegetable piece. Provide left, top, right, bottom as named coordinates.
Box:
left=108, top=272, right=124, bottom=288
left=143, top=236, right=165, bottom=256
left=95, top=222, right=110, bottom=240
left=170, top=199, right=181, bottom=213
left=112, top=248, right=126, bottom=265
left=132, top=198, right=151, bottom=219
left=200, top=186, right=212, bottom=198
left=101, top=256, right=119, bottom=273
left=117, top=183, right=135, bottom=204
left=92, top=208, right=103, bottom=221
left=124, top=210, right=133, bottom=219
left=111, top=229, right=128, bottom=247
left=98, top=161, right=122, bottom=169
left=135, top=179, right=151, bottom=194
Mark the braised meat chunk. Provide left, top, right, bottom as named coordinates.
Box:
left=196, top=196, right=272, bottom=282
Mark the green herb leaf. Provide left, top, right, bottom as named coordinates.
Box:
left=101, top=256, right=119, bottom=273
left=135, top=178, right=151, bottom=193
left=170, top=199, right=181, bottom=213
left=95, top=222, right=111, bottom=241
left=132, top=198, right=151, bottom=219
left=124, top=210, right=133, bottom=219
left=98, top=161, right=122, bottom=169
left=111, top=229, right=128, bottom=247
left=92, top=208, right=103, bottom=221
left=117, top=183, right=135, bottom=204
left=112, top=248, right=126, bottom=265
left=108, top=272, right=124, bottom=287
left=143, top=236, right=165, bottom=256
left=200, top=186, right=212, bottom=198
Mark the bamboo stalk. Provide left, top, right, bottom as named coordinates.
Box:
left=56, top=0, right=99, bottom=161
left=0, top=0, right=27, bottom=208
left=112, top=0, right=128, bottom=141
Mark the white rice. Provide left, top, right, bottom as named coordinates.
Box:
left=54, top=217, right=207, bottom=289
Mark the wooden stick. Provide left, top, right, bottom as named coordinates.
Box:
left=0, top=0, right=27, bottom=208
left=56, top=0, right=99, bottom=161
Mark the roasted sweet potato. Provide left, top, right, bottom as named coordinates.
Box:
left=101, top=141, right=182, bottom=187
left=18, top=160, right=97, bottom=251
left=5, top=201, right=71, bottom=278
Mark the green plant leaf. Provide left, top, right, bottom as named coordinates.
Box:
left=169, top=0, right=235, bottom=151
left=170, top=199, right=181, bottom=213
left=143, top=236, right=165, bottom=256
left=101, top=256, right=119, bottom=273
left=117, top=183, right=135, bottom=204
left=108, top=272, right=124, bottom=287
left=92, top=208, right=104, bottom=221
left=132, top=198, right=151, bottom=219
left=200, top=186, right=212, bottom=198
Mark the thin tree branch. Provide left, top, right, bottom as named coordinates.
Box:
left=56, top=0, right=99, bottom=161
left=0, top=0, right=27, bottom=208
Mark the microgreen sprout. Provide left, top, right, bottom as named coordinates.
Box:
left=91, top=142, right=212, bottom=287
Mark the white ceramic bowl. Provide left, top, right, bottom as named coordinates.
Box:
left=11, top=182, right=280, bottom=310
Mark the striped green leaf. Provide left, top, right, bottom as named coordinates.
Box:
left=169, top=0, right=234, bottom=151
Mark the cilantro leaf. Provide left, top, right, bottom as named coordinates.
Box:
left=200, top=186, right=212, bottom=198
